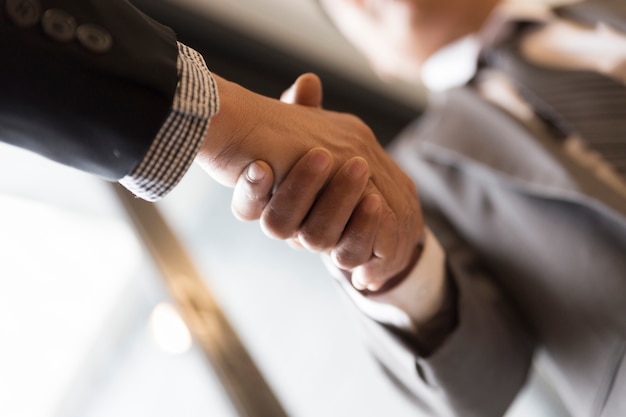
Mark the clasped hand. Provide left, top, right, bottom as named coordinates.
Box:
left=198, top=74, right=423, bottom=291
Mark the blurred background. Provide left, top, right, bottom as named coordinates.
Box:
left=0, top=0, right=570, bottom=416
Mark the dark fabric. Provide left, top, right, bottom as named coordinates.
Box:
left=483, top=0, right=626, bottom=180
left=555, top=0, right=626, bottom=33
left=0, top=0, right=179, bottom=180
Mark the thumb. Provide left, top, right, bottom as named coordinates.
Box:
left=280, top=73, right=323, bottom=107
left=231, top=161, right=275, bottom=222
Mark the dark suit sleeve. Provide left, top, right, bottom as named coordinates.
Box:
left=0, top=0, right=179, bottom=180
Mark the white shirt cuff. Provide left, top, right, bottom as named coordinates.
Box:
left=333, top=228, right=447, bottom=333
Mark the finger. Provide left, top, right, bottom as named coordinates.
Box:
left=280, top=73, right=323, bottom=108
left=231, top=160, right=275, bottom=222
left=373, top=206, right=400, bottom=260
left=297, top=157, right=370, bottom=252
left=261, top=148, right=332, bottom=240
left=353, top=204, right=420, bottom=291
left=352, top=255, right=391, bottom=291
left=287, top=237, right=304, bottom=250
left=352, top=213, right=413, bottom=291
left=330, top=193, right=382, bottom=270
left=351, top=234, right=422, bottom=293
left=348, top=180, right=402, bottom=290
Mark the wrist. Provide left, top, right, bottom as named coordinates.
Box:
left=326, top=229, right=458, bottom=357
left=372, top=229, right=457, bottom=356
left=409, top=266, right=458, bottom=356
left=196, top=75, right=262, bottom=187
left=373, top=229, right=449, bottom=324
left=336, top=228, right=456, bottom=353
left=385, top=275, right=457, bottom=357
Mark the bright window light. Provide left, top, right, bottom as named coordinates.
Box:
left=149, top=303, right=192, bottom=355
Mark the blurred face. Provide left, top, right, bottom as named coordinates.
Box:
left=318, top=0, right=497, bottom=83
left=318, top=0, right=433, bottom=83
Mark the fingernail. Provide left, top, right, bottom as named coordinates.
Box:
left=246, top=162, right=266, bottom=182
left=308, top=150, right=331, bottom=173
left=346, top=158, right=368, bottom=178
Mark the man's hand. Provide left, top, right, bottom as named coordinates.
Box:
left=232, top=148, right=384, bottom=271
left=223, top=74, right=424, bottom=291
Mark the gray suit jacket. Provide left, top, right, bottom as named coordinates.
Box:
left=360, top=87, right=626, bottom=417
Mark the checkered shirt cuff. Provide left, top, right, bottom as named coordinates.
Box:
left=119, top=42, right=219, bottom=201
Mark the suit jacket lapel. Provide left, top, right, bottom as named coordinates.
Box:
left=405, top=88, right=626, bottom=221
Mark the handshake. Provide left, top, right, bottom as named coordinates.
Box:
left=197, top=73, right=424, bottom=293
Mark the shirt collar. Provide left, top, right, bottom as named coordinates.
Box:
left=420, top=35, right=482, bottom=91
left=419, top=0, right=566, bottom=91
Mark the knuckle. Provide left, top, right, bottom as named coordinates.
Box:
left=231, top=194, right=262, bottom=223
left=286, top=181, right=304, bottom=196
left=335, top=230, right=371, bottom=267
left=348, top=114, right=369, bottom=134
left=333, top=247, right=366, bottom=270
left=284, top=180, right=309, bottom=199
left=261, top=206, right=294, bottom=240
left=231, top=205, right=255, bottom=222
left=344, top=113, right=363, bottom=125
left=242, top=186, right=267, bottom=204
left=343, top=114, right=373, bottom=138
left=298, top=225, right=336, bottom=251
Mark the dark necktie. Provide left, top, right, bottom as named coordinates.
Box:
left=482, top=20, right=626, bottom=181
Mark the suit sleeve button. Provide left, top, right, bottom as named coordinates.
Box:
left=6, top=0, right=42, bottom=28
left=76, top=24, right=113, bottom=53
left=41, top=9, right=76, bottom=42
